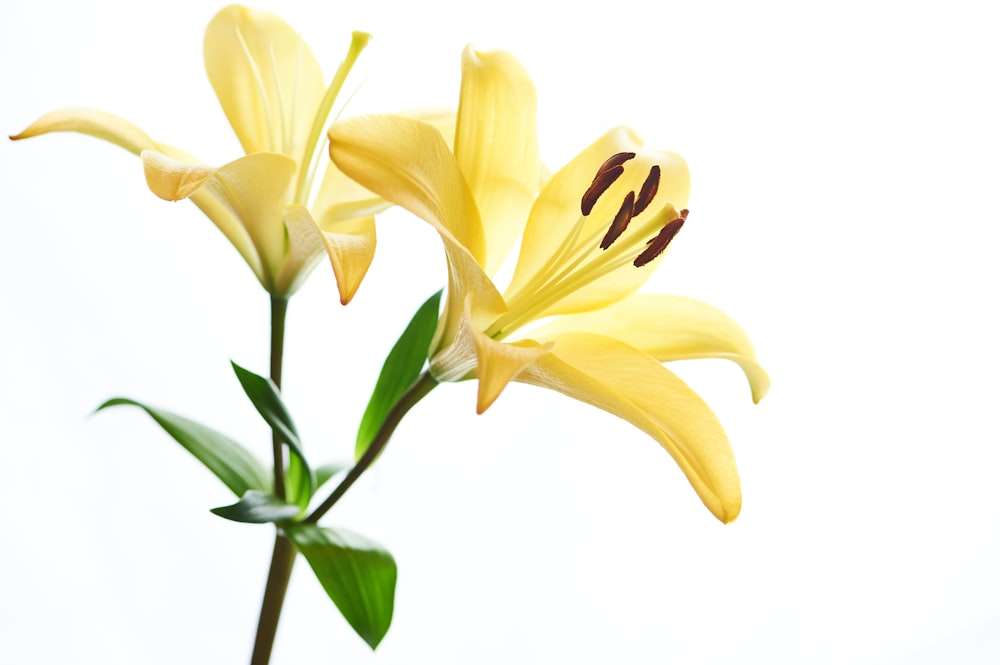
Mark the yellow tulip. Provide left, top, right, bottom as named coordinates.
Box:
left=10, top=5, right=447, bottom=300
left=328, top=47, right=769, bottom=523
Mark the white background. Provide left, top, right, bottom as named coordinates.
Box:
left=2, top=0, right=999, bottom=663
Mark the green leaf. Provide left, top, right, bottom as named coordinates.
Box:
left=231, top=362, right=313, bottom=507
left=285, top=451, right=312, bottom=511
left=356, top=290, right=441, bottom=460
left=285, top=524, right=397, bottom=649
left=97, top=398, right=270, bottom=496
left=211, top=490, right=301, bottom=523
left=231, top=361, right=304, bottom=453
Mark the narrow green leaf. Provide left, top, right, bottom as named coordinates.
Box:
left=356, top=290, right=442, bottom=460
left=285, top=524, right=397, bottom=649
left=97, top=398, right=270, bottom=496
left=211, top=490, right=301, bottom=523
left=286, top=451, right=312, bottom=511
left=231, top=362, right=313, bottom=506
left=231, top=361, right=303, bottom=453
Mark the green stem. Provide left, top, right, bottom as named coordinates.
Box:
left=250, top=533, right=296, bottom=665
left=270, top=295, right=288, bottom=500
left=250, top=294, right=293, bottom=665
left=305, top=372, right=438, bottom=524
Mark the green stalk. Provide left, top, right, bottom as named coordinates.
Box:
left=305, top=372, right=438, bottom=524
left=250, top=533, right=296, bottom=665
left=250, top=294, right=294, bottom=665
left=270, top=295, right=288, bottom=500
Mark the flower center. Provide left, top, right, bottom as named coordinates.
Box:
left=486, top=152, right=687, bottom=339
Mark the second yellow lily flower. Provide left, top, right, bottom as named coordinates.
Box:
left=13, top=5, right=402, bottom=300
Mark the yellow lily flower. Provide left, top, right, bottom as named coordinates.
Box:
left=328, top=47, right=769, bottom=523
left=10, top=5, right=440, bottom=300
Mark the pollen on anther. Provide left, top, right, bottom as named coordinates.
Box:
left=631, top=165, right=660, bottom=217
left=601, top=191, right=636, bottom=250
left=581, top=165, right=625, bottom=216
left=634, top=215, right=686, bottom=267
left=594, top=151, right=636, bottom=177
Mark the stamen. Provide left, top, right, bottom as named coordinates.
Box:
left=595, top=151, right=636, bottom=177
left=580, top=165, right=624, bottom=216
left=580, top=152, right=637, bottom=215
left=634, top=212, right=686, bottom=267
left=600, top=192, right=635, bottom=250
left=631, top=165, right=660, bottom=217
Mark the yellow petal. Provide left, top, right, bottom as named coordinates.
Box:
left=329, top=114, right=504, bottom=348
left=312, top=161, right=384, bottom=223
left=455, top=47, right=539, bottom=275
left=204, top=5, right=325, bottom=157
left=141, top=150, right=297, bottom=290
left=141, top=151, right=218, bottom=201
left=472, top=332, right=553, bottom=414
left=312, top=108, right=456, bottom=220
left=273, top=205, right=327, bottom=296
left=329, top=114, right=485, bottom=262
left=311, top=208, right=377, bottom=305
left=506, top=127, right=690, bottom=315
left=519, top=332, right=741, bottom=523
left=10, top=108, right=158, bottom=156
left=405, top=108, right=458, bottom=151
left=431, top=296, right=553, bottom=412
left=530, top=294, right=770, bottom=403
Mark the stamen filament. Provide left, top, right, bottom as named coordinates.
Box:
left=488, top=205, right=680, bottom=337
left=502, top=212, right=592, bottom=306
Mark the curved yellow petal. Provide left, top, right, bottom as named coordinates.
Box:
left=529, top=294, right=770, bottom=403
left=204, top=5, right=325, bottom=157
left=312, top=108, right=456, bottom=220
left=455, top=47, right=539, bottom=275
left=329, top=114, right=504, bottom=348
left=431, top=296, right=553, bottom=413
left=473, top=333, right=553, bottom=415
left=519, top=332, right=741, bottom=523
left=329, top=114, right=485, bottom=262
left=405, top=108, right=458, bottom=151
left=506, top=127, right=690, bottom=316
left=10, top=108, right=158, bottom=156
left=141, top=151, right=218, bottom=201
left=310, top=208, right=377, bottom=305
left=273, top=205, right=327, bottom=296
left=312, top=161, right=383, bottom=222
left=141, top=150, right=297, bottom=290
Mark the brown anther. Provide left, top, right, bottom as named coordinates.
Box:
left=581, top=165, right=624, bottom=216
left=631, top=165, right=660, bottom=217
left=634, top=215, right=686, bottom=267
left=595, top=151, right=636, bottom=178
left=679, top=208, right=689, bottom=219
left=600, top=191, right=636, bottom=250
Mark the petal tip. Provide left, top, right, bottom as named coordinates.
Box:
left=719, top=502, right=741, bottom=524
